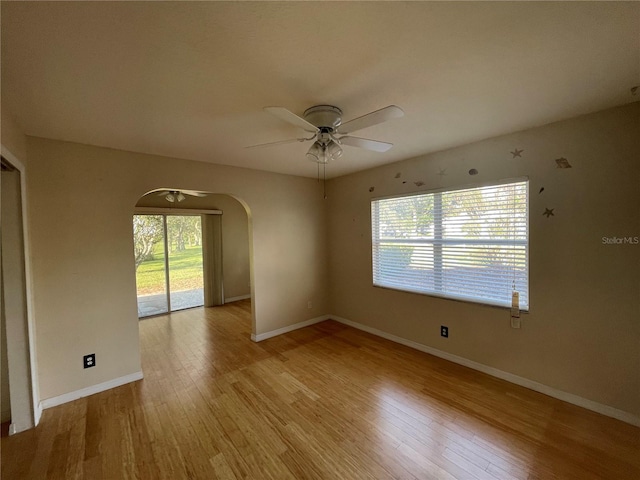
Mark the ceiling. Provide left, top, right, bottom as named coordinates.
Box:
left=2, top=2, right=638, bottom=179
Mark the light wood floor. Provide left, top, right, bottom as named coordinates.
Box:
left=2, top=300, right=639, bottom=479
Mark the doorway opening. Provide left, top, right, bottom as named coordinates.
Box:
left=134, top=191, right=252, bottom=330
left=1, top=153, right=38, bottom=435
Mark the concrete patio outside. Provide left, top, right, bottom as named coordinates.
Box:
left=137, top=288, right=204, bottom=318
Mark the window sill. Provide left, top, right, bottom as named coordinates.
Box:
left=372, top=284, right=530, bottom=313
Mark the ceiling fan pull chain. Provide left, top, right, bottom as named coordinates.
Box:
left=323, top=163, right=327, bottom=200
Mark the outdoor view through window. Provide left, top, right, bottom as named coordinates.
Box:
left=371, top=180, right=529, bottom=309
left=133, top=214, right=205, bottom=317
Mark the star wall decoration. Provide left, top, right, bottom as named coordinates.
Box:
left=510, top=148, right=524, bottom=158
left=555, top=157, right=572, bottom=169
left=543, top=208, right=554, bottom=218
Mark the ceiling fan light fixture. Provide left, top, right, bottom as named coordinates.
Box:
left=157, top=189, right=206, bottom=203
left=306, top=141, right=342, bottom=164
left=164, top=190, right=186, bottom=203
left=306, top=142, right=322, bottom=163
left=327, top=141, right=343, bottom=160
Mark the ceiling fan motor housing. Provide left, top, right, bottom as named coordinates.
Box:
left=303, top=105, right=343, bottom=131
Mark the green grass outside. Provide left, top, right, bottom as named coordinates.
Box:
left=136, top=244, right=204, bottom=295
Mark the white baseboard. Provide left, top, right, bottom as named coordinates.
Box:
left=224, top=294, right=251, bottom=303
left=40, top=371, right=144, bottom=410
left=331, top=315, right=640, bottom=427
left=251, top=315, right=330, bottom=342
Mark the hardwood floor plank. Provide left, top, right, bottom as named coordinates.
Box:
left=45, top=430, right=71, bottom=480
left=2, top=300, right=638, bottom=479
left=209, top=452, right=239, bottom=480
left=442, top=447, right=500, bottom=480
left=128, top=406, right=162, bottom=480
left=395, top=441, right=459, bottom=480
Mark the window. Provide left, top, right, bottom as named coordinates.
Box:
left=371, top=179, right=528, bottom=310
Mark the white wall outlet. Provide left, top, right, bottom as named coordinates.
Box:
left=511, top=317, right=521, bottom=329
left=307, top=301, right=312, bottom=309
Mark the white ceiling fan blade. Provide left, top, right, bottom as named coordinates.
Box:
left=264, top=107, right=319, bottom=133
left=245, top=137, right=314, bottom=149
left=337, top=105, right=404, bottom=134
left=181, top=189, right=208, bottom=197
left=338, top=136, right=393, bottom=152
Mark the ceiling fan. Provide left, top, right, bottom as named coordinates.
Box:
left=155, top=189, right=208, bottom=203
left=247, top=105, right=404, bottom=164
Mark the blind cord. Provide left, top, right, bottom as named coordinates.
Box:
left=512, top=183, right=517, bottom=292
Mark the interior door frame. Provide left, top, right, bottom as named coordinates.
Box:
left=1, top=145, right=41, bottom=433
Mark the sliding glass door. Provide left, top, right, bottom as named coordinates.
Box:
left=134, top=215, right=169, bottom=316
left=167, top=216, right=204, bottom=311
left=134, top=214, right=205, bottom=318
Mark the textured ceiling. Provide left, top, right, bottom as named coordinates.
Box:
left=2, top=1, right=639, bottom=178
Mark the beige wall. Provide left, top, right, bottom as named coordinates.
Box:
left=136, top=193, right=250, bottom=301
left=26, top=137, right=329, bottom=401
left=327, top=102, right=640, bottom=417
left=215, top=196, right=250, bottom=300
left=1, top=107, right=27, bottom=162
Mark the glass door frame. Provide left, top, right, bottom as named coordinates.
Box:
left=160, top=214, right=172, bottom=312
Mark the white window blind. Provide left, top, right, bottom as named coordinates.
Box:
left=372, top=180, right=529, bottom=310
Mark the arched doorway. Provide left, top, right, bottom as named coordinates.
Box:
left=133, top=190, right=252, bottom=318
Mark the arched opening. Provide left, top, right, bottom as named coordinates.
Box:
left=133, top=189, right=253, bottom=320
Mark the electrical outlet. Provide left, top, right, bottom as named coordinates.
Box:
left=307, top=301, right=312, bottom=309
left=441, top=326, right=449, bottom=338
left=511, top=317, right=521, bottom=329
left=83, top=353, right=96, bottom=369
